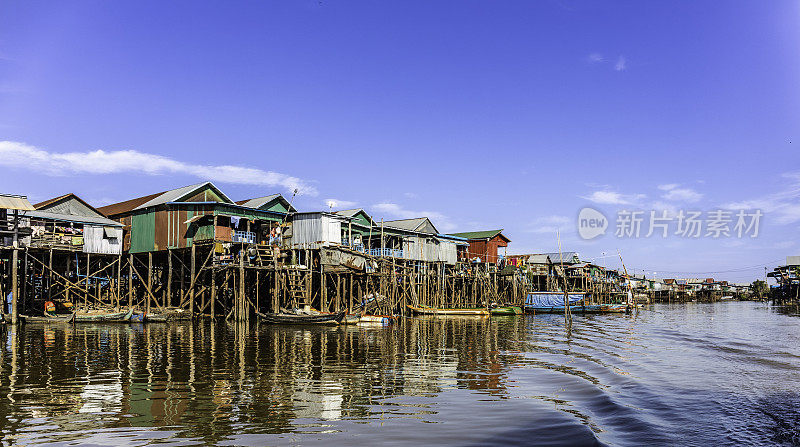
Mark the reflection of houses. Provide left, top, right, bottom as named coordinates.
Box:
left=446, top=229, right=510, bottom=264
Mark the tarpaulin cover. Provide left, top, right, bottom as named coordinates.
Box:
left=525, top=293, right=584, bottom=307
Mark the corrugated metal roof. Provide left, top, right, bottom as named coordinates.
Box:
left=236, top=194, right=280, bottom=208
left=527, top=254, right=551, bottom=264
left=334, top=208, right=364, bottom=218
left=97, top=182, right=233, bottom=216
left=0, top=194, right=35, bottom=211
left=24, top=210, right=122, bottom=227
left=537, top=252, right=580, bottom=264
left=137, top=182, right=232, bottom=209
left=383, top=217, right=438, bottom=234
left=34, top=193, right=105, bottom=218
left=447, top=229, right=509, bottom=242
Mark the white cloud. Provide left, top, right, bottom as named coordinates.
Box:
left=371, top=202, right=455, bottom=232
left=587, top=53, right=604, bottom=63
left=529, top=215, right=571, bottom=234
left=324, top=198, right=357, bottom=209
left=614, top=56, right=627, bottom=71
left=725, top=171, right=800, bottom=224
left=582, top=190, right=645, bottom=205
left=0, top=140, right=317, bottom=195
left=658, top=184, right=679, bottom=191
left=662, top=187, right=703, bottom=203
left=773, top=241, right=795, bottom=250
left=649, top=200, right=680, bottom=218
left=403, top=192, right=418, bottom=199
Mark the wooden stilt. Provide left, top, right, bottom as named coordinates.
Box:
left=167, top=249, right=172, bottom=308
left=11, top=248, right=18, bottom=324
left=238, top=252, right=245, bottom=321
left=48, top=249, right=53, bottom=301
left=210, top=267, right=216, bottom=320
left=85, top=253, right=90, bottom=309
left=190, top=244, right=196, bottom=318
left=128, top=253, right=133, bottom=309
left=147, top=252, right=152, bottom=315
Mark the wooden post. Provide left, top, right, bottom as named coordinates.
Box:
left=321, top=272, right=327, bottom=312
left=348, top=273, right=353, bottom=313
left=22, top=249, right=28, bottom=314
left=336, top=274, right=341, bottom=313
left=48, top=249, right=53, bottom=301
left=190, top=244, right=196, bottom=318
left=128, top=254, right=133, bottom=308
left=11, top=248, right=18, bottom=324
left=10, top=209, right=19, bottom=324
left=116, top=254, right=122, bottom=308
left=273, top=254, right=279, bottom=313
left=85, top=253, right=90, bottom=309
left=239, top=252, right=245, bottom=321
left=167, top=249, right=172, bottom=308
left=147, top=252, right=153, bottom=315
left=210, top=267, right=216, bottom=320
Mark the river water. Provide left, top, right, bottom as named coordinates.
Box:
left=0, top=301, right=798, bottom=446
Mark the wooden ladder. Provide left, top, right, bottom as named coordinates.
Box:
left=286, top=269, right=308, bottom=308
left=255, top=245, right=276, bottom=267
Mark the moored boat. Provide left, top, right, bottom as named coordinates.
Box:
left=524, top=292, right=628, bottom=314
left=357, top=315, right=395, bottom=325
left=341, top=314, right=361, bottom=325
left=7, top=313, right=75, bottom=323
left=256, top=310, right=346, bottom=325
left=525, top=304, right=629, bottom=314
left=145, top=308, right=190, bottom=322
left=74, top=308, right=134, bottom=323
left=490, top=306, right=523, bottom=315
left=406, top=304, right=489, bottom=316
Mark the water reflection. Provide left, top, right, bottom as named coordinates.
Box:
left=0, top=302, right=797, bottom=446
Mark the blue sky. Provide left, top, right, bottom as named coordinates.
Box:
left=0, top=1, right=798, bottom=282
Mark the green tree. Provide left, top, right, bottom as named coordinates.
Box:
left=750, top=279, right=768, bottom=298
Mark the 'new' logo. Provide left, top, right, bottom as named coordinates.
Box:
left=577, top=207, right=608, bottom=240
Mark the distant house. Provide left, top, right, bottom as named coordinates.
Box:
left=537, top=251, right=581, bottom=265
left=98, top=182, right=287, bottom=253
left=333, top=208, right=376, bottom=248
left=1, top=193, right=123, bottom=255
left=285, top=211, right=350, bottom=250
left=26, top=193, right=124, bottom=255
left=0, top=193, right=35, bottom=248
left=446, top=229, right=510, bottom=264
left=236, top=194, right=296, bottom=214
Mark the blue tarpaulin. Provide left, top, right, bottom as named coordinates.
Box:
left=525, top=292, right=584, bottom=307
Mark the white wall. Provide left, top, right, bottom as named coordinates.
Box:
left=83, top=225, right=123, bottom=255
left=291, top=213, right=342, bottom=248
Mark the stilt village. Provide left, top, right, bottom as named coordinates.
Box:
left=0, top=182, right=761, bottom=325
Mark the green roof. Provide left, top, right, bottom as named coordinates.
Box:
left=446, top=229, right=508, bottom=241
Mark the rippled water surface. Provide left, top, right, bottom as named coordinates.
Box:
left=0, top=301, right=799, bottom=446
